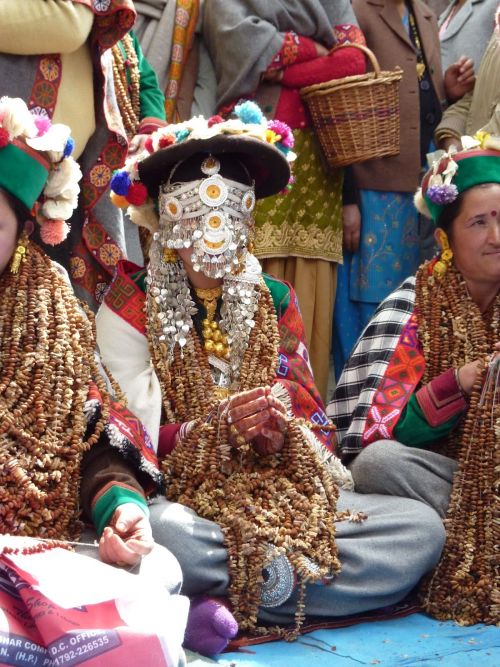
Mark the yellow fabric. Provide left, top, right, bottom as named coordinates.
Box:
left=0, top=1, right=95, bottom=158
left=165, top=0, right=200, bottom=122
left=54, top=48, right=95, bottom=159
left=254, top=130, right=343, bottom=263
left=0, top=1, right=93, bottom=54
left=261, top=257, right=337, bottom=403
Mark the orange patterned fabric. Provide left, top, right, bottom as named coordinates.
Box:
left=333, top=23, right=366, bottom=46
left=164, top=0, right=200, bottom=122
left=27, top=1, right=136, bottom=307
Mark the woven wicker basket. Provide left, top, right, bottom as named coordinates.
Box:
left=300, top=43, right=403, bottom=169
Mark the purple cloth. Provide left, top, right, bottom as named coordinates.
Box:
left=184, top=597, right=239, bottom=656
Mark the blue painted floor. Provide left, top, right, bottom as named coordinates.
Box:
left=214, top=613, right=500, bottom=666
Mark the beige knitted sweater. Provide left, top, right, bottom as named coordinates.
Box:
left=0, top=0, right=95, bottom=158
left=435, top=32, right=500, bottom=142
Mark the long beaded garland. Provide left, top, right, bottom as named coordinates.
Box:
left=111, top=34, right=140, bottom=140
left=150, top=282, right=344, bottom=637
left=0, top=243, right=110, bottom=541
left=415, top=263, right=499, bottom=625
left=1, top=537, right=73, bottom=556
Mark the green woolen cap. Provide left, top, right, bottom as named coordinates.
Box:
left=0, top=140, right=49, bottom=209
left=423, top=150, right=500, bottom=222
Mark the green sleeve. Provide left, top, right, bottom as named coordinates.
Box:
left=263, top=274, right=290, bottom=315
left=393, top=394, right=460, bottom=448
left=92, top=485, right=149, bottom=537
left=131, top=32, right=166, bottom=121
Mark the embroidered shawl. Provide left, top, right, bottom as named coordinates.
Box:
left=102, top=261, right=332, bottom=442
left=134, top=0, right=199, bottom=122
left=327, top=277, right=421, bottom=457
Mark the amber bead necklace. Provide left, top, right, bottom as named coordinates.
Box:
left=194, top=286, right=230, bottom=360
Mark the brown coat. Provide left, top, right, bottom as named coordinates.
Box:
left=352, top=0, right=446, bottom=192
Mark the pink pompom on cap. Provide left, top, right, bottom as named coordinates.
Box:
left=40, top=219, right=69, bottom=246
left=34, top=115, right=52, bottom=137
left=207, top=115, right=224, bottom=128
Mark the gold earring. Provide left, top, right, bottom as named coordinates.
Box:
left=433, top=229, right=453, bottom=279
left=163, top=247, right=178, bottom=263
left=10, top=235, right=28, bottom=274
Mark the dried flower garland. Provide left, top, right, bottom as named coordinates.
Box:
left=415, top=263, right=499, bottom=625
left=149, top=279, right=345, bottom=636
left=0, top=242, right=110, bottom=541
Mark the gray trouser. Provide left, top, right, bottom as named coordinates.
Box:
left=348, top=439, right=458, bottom=518
left=149, top=488, right=445, bottom=624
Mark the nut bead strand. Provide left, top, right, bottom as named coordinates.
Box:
left=415, top=262, right=499, bottom=625
left=111, top=34, right=140, bottom=140
left=0, top=242, right=112, bottom=541
left=155, top=279, right=345, bottom=636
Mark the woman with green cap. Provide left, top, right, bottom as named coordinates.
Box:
left=329, top=136, right=500, bottom=625
left=0, top=94, right=177, bottom=584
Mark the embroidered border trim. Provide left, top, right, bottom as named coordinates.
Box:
left=103, top=261, right=147, bottom=334
left=255, top=220, right=343, bottom=262
left=363, top=313, right=425, bottom=445
left=415, top=368, right=468, bottom=427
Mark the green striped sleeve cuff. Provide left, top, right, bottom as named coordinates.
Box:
left=92, top=485, right=149, bottom=537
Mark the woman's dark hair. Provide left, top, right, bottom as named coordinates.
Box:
left=0, top=187, right=34, bottom=239
left=435, top=191, right=466, bottom=237
left=171, top=153, right=252, bottom=185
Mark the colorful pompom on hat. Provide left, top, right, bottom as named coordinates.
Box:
left=414, top=135, right=500, bottom=224
left=0, top=97, right=81, bottom=245
left=109, top=101, right=296, bottom=230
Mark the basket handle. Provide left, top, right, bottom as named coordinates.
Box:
left=328, top=43, right=381, bottom=78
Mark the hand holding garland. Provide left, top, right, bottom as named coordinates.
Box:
left=456, top=342, right=500, bottom=395
left=225, top=386, right=288, bottom=455
left=99, top=503, right=154, bottom=566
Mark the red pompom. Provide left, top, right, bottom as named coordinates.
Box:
left=126, top=182, right=148, bottom=206
left=144, top=136, right=154, bottom=153
left=207, top=115, right=224, bottom=128
left=40, top=219, right=69, bottom=246
left=158, top=134, right=176, bottom=149
left=0, top=128, right=10, bottom=148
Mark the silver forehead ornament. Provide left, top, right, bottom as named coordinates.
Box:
left=158, top=156, right=255, bottom=279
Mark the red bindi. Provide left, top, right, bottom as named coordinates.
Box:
left=491, top=210, right=497, bottom=217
